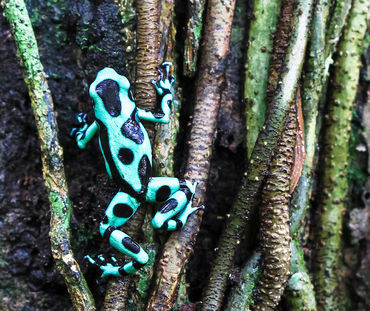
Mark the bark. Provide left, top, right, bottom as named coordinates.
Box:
left=129, top=2, right=180, bottom=309
left=285, top=1, right=351, bottom=308
left=283, top=241, right=316, bottom=311
left=245, top=0, right=281, bottom=159
left=201, top=0, right=312, bottom=309
left=183, top=0, right=206, bottom=77
left=0, top=0, right=95, bottom=310
left=313, top=0, right=369, bottom=309
left=290, top=0, right=351, bottom=235
left=147, top=1, right=236, bottom=309
left=103, top=1, right=160, bottom=309
left=135, top=0, right=160, bottom=139
left=252, top=99, right=296, bottom=311
left=225, top=253, right=262, bottom=311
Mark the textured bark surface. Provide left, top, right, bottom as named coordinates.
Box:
left=183, top=0, right=206, bottom=77
left=135, top=0, right=160, bottom=139
left=147, top=0, right=236, bottom=309
left=313, top=0, right=369, bottom=309
left=201, top=0, right=312, bottom=309
left=253, top=99, right=296, bottom=311
left=1, top=0, right=95, bottom=310
left=244, top=0, right=281, bottom=159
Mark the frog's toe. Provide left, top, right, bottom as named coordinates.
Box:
left=76, top=112, right=87, bottom=125
left=70, top=127, right=78, bottom=138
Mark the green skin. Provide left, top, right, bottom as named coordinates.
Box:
left=72, top=63, right=201, bottom=278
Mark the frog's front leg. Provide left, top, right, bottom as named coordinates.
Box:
left=70, top=114, right=98, bottom=149
left=137, top=62, right=174, bottom=124
left=146, top=177, right=203, bottom=231
left=86, top=191, right=149, bottom=277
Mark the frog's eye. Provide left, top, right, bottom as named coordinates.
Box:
left=96, top=79, right=121, bottom=117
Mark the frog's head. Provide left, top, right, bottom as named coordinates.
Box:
left=89, top=68, right=134, bottom=118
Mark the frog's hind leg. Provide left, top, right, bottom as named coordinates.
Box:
left=87, top=191, right=149, bottom=277
left=147, top=177, right=202, bottom=231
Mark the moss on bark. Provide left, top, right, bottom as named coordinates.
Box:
left=201, top=0, right=312, bottom=309
left=244, top=0, right=281, bottom=159
left=313, top=0, right=369, bottom=309
left=1, top=0, right=95, bottom=309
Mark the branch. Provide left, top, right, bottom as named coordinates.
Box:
left=135, top=0, right=160, bottom=138
left=0, top=0, right=95, bottom=309
left=313, top=0, right=369, bottom=309
left=201, top=0, right=313, bottom=308
left=147, top=0, right=237, bottom=309
left=245, top=0, right=282, bottom=159
left=225, top=253, right=262, bottom=311
left=128, top=1, right=181, bottom=309
left=283, top=241, right=316, bottom=310
left=252, top=91, right=297, bottom=311
left=183, top=0, right=206, bottom=77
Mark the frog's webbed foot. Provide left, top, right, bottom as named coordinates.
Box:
left=151, top=180, right=204, bottom=231
left=164, top=203, right=205, bottom=231
left=85, top=254, right=121, bottom=278
left=70, top=113, right=88, bottom=139
left=152, top=62, right=174, bottom=95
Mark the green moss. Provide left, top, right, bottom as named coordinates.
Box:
left=348, top=110, right=367, bottom=184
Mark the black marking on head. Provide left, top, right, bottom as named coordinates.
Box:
left=180, top=187, right=193, bottom=201
left=133, top=261, right=146, bottom=270
left=118, top=148, right=134, bottom=165
left=160, top=198, right=178, bottom=214
left=119, top=266, right=128, bottom=276
left=167, top=99, right=172, bottom=109
left=156, top=185, right=171, bottom=202
left=96, top=79, right=121, bottom=117
left=102, top=215, right=108, bottom=224
left=122, top=237, right=140, bottom=254
left=138, top=155, right=151, bottom=191
left=96, top=119, right=139, bottom=198
left=121, top=109, right=144, bottom=144
left=102, top=226, right=116, bottom=241
left=113, top=203, right=134, bottom=218
left=175, top=219, right=183, bottom=230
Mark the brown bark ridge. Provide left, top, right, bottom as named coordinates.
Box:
left=265, top=0, right=294, bottom=106
left=135, top=0, right=160, bottom=139
left=104, top=1, right=160, bottom=309
left=253, top=94, right=297, bottom=311
left=147, top=0, right=236, bottom=310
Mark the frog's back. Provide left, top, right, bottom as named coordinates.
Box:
left=89, top=68, right=153, bottom=199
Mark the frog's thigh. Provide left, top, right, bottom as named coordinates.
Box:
left=152, top=188, right=191, bottom=229
left=101, top=191, right=139, bottom=228
left=146, top=177, right=193, bottom=202
left=99, top=192, right=148, bottom=267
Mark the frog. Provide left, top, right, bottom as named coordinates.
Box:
left=71, top=62, right=203, bottom=278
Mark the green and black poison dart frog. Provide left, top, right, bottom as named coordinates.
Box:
left=71, top=62, right=203, bottom=278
